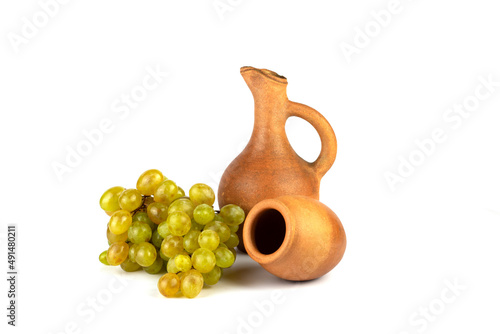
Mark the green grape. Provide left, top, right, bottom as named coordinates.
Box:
left=225, top=232, right=239, bottom=248
left=177, top=271, right=187, bottom=282
left=213, top=247, right=235, bottom=268
left=118, top=189, right=143, bottom=212
left=154, top=180, right=179, bottom=204
left=220, top=204, right=245, bottom=226
left=172, top=187, right=185, bottom=203
left=128, top=221, right=152, bottom=244
left=133, top=211, right=156, bottom=231
left=228, top=224, right=239, bottom=233
left=168, top=198, right=195, bottom=219
left=174, top=254, right=192, bottom=272
left=128, top=243, right=139, bottom=262
left=180, top=269, right=204, bottom=298
left=202, top=266, right=222, bottom=285
left=147, top=202, right=169, bottom=224
left=108, top=210, right=133, bottom=235
left=106, top=242, right=129, bottom=266
left=151, top=230, right=164, bottom=248
left=189, top=183, right=215, bottom=206
left=107, top=227, right=128, bottom=244
left=218, top=242, right=228, bottom=248
left=166, top=212, right=191, bottom=236
left=99, top=250, right=109, bottom=265
left=183, top=230, right=200, bottom=253
left=100, top=186, right=125, bottom=213
left=159, top=251, right=169, bottom=261
left=161, top=235, right=184, bottom=258
left=214, top=213, right=224, bottom=222
left=167, top=257, right=179, bottom=273
left=135, top=242, right=157, bottom=267
left=157, top=221, right=172, bottom=239
left=120, top=258, right=142, bottom=272
left=204, top=221, right=231, bottom=242
left=145, top=255, right=164, bottom=274
left=191, top=248, right=216, bottom=273
left=193, top=204, right=215, bottom=225
left=229, top=247, right=237, bottom=259
left=190, top=219, right=204, bottom=231
left=198, top=230, right=220, bottom=251
left=136, top=169, right=164, bottom=196
left=158, top=273, right=180, bottom=298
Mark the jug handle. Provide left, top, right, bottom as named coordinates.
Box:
left=286, top=101, right=337, bottom=179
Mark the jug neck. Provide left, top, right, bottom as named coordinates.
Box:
left=241, top=67, right=289, bottom=132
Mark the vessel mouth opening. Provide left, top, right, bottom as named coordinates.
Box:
left=240, top=66, right=288, bottom=84
left=252, top=209, right=287, bottom=255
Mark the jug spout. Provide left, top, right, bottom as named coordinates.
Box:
left=240, top=67, right=289, bottom=130
left=240, top=66, right=288, bottom=101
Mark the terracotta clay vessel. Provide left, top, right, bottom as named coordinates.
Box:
left=218, top=66, right=337, bottom=251
left=242, top=195, right=346, bottom=281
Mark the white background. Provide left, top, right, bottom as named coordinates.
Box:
left=1, top=0, right=499, bottom=333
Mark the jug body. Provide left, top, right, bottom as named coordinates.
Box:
left=218, top=67, right=337, bottom=251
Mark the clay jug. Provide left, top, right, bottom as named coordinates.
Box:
left=218, top=66, right=337, bottom=251
left=242, top=195, right=346, bottom=281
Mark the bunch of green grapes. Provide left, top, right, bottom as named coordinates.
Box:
left=98, top=169, right=245, bottom=298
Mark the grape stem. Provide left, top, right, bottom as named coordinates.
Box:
left=131, top=196, right=149, bottom=216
